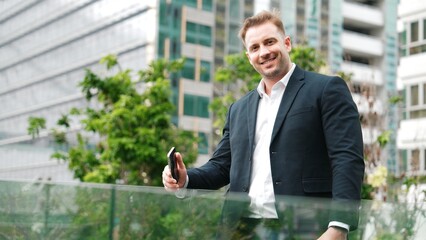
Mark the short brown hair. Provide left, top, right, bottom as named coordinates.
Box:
left=238, top=10, right=286, bottom=46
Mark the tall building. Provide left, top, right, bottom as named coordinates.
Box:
left=0, top=0, right=214, bottom=181
left=397, top=0, right=426, bottom=175
left=337, top=0, right=399, bottom=174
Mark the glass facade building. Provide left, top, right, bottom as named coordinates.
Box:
left=0, top=0, right=214, bottom=180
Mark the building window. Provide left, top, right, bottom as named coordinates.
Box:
left=424, top=83, right=426, bottom=105
left=399, top=30, right=407, bottom=57
left=409, top=45, right=423, bottom=55
left=410, top=85, right=419, bottom=106
left=410, top=109, right=426, bottom=119
left=186, top=22, right=212, bottom=47
left=424, top=149, right=426, bottom=171
left=158, top=33, right=166, bottom=58
left=202, top=0, right=213, bottom=11
left=200, top=60, right=211, bottom=82
left=411, top=21, right=419, bottom=43
left=182, top=58, right=195, bottom=79
left=186, top=0, right=197, bottom=8
left=184, top=94, right=210, bottom=118
left=412, top=149, right=420, bottom=172
left=400, top=150, right=408, bottom=173
left=198, top=132, right=209, bottom=154
left=424, top=19, right=426, bottom=40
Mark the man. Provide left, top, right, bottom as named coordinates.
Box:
left=163, top=10, right=364, bottom=239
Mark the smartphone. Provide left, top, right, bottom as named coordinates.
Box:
left=167, top=147, right=179, bottom=182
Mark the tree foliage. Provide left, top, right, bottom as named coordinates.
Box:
left=27, top=117, right=46, bottom=138
left=28, top=55, right=199, bottom=186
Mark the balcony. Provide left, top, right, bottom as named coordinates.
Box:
left=343, top=1, right=383, bottom=28
left=341, top=61, right=383, bottom=85
left=398, top=52, right=426, bottom=81
left=342, top=31, right=383, bottom=57
left=398, top=118, right=426, bottom=149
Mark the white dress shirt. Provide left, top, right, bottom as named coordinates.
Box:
left=247, top=63, right=296, bottom=218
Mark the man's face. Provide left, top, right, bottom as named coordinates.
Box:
left=244, top=22, right=292, bottom=82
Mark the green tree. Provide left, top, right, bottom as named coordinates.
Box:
left=28, top=55, right=199, bottom=186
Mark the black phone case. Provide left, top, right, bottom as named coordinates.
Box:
left=167, top=147, right=179, bottom=182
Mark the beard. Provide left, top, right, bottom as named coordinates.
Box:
left=262, top=67, right=283, bottom=79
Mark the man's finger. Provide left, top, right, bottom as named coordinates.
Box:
left=175, top=152, right=185, bottom=169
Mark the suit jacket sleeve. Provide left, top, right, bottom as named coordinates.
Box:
left=321, top=76, right=364, bottom=230
left=186, top=104, right=233, bottom=190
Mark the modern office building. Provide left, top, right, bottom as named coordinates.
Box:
left=397, top=0, right=426, bottom=176
left=0, top=0, right=214, bottom=181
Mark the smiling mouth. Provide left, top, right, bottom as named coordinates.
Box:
left=261, top=57, right=276, bottom=65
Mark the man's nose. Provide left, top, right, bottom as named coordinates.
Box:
left=259, top=45, right=270, bottom=57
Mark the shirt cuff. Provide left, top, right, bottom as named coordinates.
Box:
left=174, top=175, right=189, bottom=199
left=183, top=175, right=189, bottom=188
left=328, top=221, right=350, bottom=232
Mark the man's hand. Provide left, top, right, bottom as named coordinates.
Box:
left=162, top=152, right=187, bottom=191
left=317, top=227, right=347, bottom=240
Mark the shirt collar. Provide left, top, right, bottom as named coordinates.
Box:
left=256, top=63, right=296, bottom=98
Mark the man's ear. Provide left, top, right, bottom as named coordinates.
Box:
left=284, top=36, right=292, bottom=52
left=245, top=51, right=253, bottom=65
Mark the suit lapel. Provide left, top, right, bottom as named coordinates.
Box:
left=271, top=66, right=305, bottom=141
left=247, top=90, right=260, bottom=155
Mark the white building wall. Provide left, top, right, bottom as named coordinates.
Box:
left=397, top=0, right=426, bottom=175
left=0, top=0, right=158, bottom=181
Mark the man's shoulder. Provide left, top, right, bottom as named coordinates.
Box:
left=232, top=89, right=258, bottom=107
left=302, top=69, right=334, bottom=81
left=300, top=68, right=345, bottom=87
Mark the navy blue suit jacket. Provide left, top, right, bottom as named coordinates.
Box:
left=188, top=65, right=364, bottom=230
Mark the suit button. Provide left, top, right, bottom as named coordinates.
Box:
left=242, top=186, right=248, bottom=192
left=271, top=151, right=277, bottom=155
left=275, top=180, right=282, bottom=185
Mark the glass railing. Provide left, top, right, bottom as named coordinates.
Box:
left=0, top=179, right=425, bottom=239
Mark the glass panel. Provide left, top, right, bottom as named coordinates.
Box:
left=399, top=30, right=406, bottom=46
left=411, top=85, right=419, bottom=106
left=186, top=22, right=211, bottom=46
left=412, top=149, right=420, bottom=171
left=424, top=83, right=426, bottom=104
left=410, top=46, right=422, bottom=55
left=424, top=149, right=426, bottom=171
left=411, top=21, right=419, bottom=42
left=198, top=132, right=209, bottom=154
left=182, top=58, right=195, bottom=79
left=200, top=60, right=211, bottom=82
left=199, top=25, right=212, bottom=46
left=186, top=0, right=197, bottom=8
left=410, top=109, right=426, bottom=119
left=202, top=0, right=213, bottom=11
left=186, top=22, right=197, bottom=44
left=424, top=19, right=426, bottom=40
left=400, top=150, right=408, bottom=172
left=0, top=180, right=426, bottom=239
left=197, top=96, right=210, bottom=118
left=184, top=94, right=196, bottom=116
left=183, top=94, right=209, bottom=118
